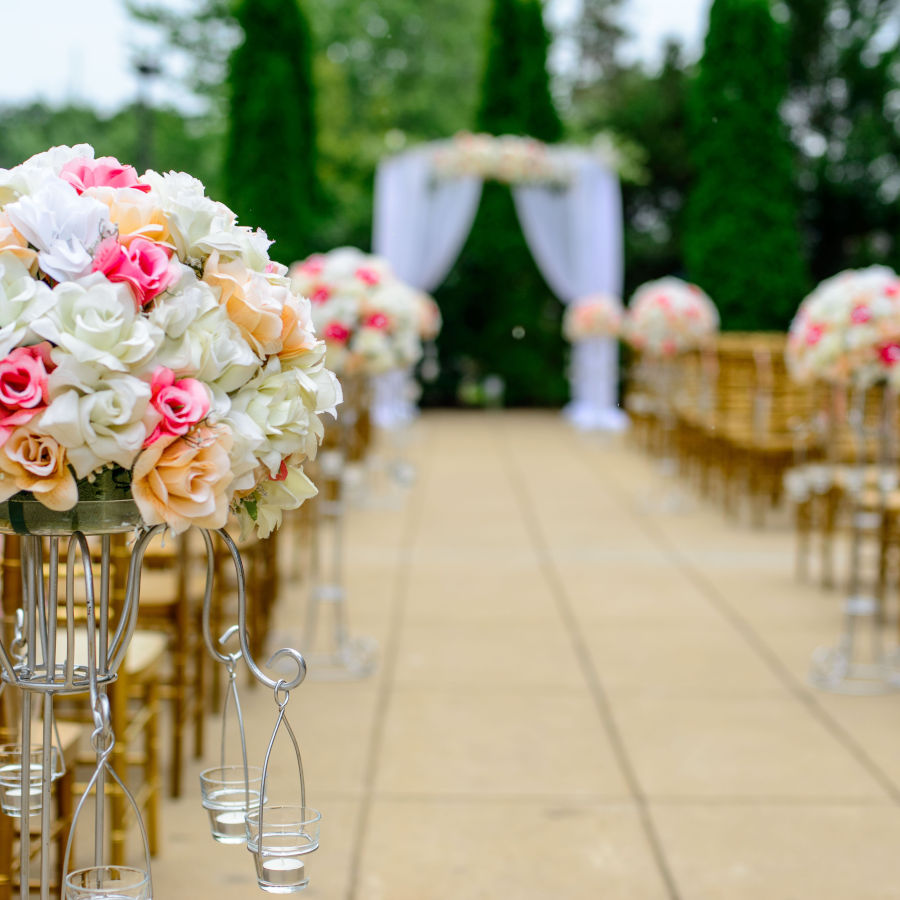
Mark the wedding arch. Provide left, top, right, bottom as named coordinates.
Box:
left=372, top=135, right=627, bottom=429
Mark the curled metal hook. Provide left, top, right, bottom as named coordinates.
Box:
left=214, top=528, right=307, bottom=691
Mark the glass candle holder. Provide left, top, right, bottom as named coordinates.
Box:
left=246, top=805, right=321, bottom=894
left=199, top=765, right=264, bottom=844
left=0, top=744, right=61, bottom=818
left=64, top=866, right=149, bottom=900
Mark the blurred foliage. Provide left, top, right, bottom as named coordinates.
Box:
left=779, top=0, right=900, bottom=280
left=0, top=101, right=226, bottom=198
left=225, top=0, right=319, bottom=263
left=430, top=0, right=566, bottom=407
left=0, top=0, right=898, bottom=395
left=684, top=0, right=808, bottom=330
left=567, top=40, right=694, bottom=297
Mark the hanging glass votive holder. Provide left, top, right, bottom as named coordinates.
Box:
left=200, top=765, right=264, bottom=844
left=246, top=805, right=321, bottom=892
left=0, top=743, right=61, bottom=817
left=246, top=674, right=320, bottom=894
left=64, top=865, right=150, bottom=900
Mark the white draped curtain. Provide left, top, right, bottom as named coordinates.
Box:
left=371, top=144, right=626, bottom=430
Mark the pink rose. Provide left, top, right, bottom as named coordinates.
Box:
left=851, top=304, right=871, bottom=324
left=92, top=236, right=177, bottom=307
left=0, top=345, right=52, bottom=446
left=324, top=322, right=350, bottom=343
left=310, top=286, right=331, bottom=304
left=887, top=284, right=900, bottom=298
left=880, top=343, right=900, bottom=366
left=144, top=367, right=210, bottom=447
left=805, top=324, right=824, bottom=346
left=59, top=156, right=151, bottom=194
left=355, top=267, right=381, bottom=286
left=365, top=313, right=389, bottom=330
left=297, top=256, right=324, bottom=276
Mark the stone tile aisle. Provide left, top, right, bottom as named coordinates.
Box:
left=151, top=411, right=900, bottom=899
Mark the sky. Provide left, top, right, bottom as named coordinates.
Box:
left=0, top=0, right=712, bottom=113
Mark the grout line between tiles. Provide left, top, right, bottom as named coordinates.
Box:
left=571, top=436, right=900, bottom=807
left=499, top=418, right=684, bottom=900
left=343, top=425, right=431, bottom=900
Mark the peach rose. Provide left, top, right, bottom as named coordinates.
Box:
left=0, top=213, right=38, bottom=272
left=278, top=294, right=319, bottom=361
left=131, top=423, right=233, bottom=533
left=0, top=425, right=77, bottom=510
left=203, top=251, right=283, bottom=357
left=89, top=187, right=170, bottom=246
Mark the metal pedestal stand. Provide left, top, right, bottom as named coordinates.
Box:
left=809, top=384, right=900, bottom=694
left=0, top=503, right=320, bottom=898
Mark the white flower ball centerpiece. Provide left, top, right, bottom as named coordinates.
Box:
left=786, top=266, right=900, bottom=387
left=563, top=293, right=623, bottom=342
left=0, top=145, right=340, bottom=538
left=289, top=248, right=423, bottom=378
left=623, top=277, right=719, bottom=356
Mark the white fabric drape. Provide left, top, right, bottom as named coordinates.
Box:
left=513, top=155, right=626, bottom=430
left=371, top=146, right=626, bottom=431
left=372, top=148, right=482, bottom=293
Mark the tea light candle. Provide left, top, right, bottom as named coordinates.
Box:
left=262, top=858, right=305, bottom=886
left=214, top=810, right=246, bottom=838
left=1, top=783, right=42, bottom=814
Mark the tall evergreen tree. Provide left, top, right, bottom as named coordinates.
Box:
left=432, top=0, right=566, bottom=406
left=224, top=0, right=318, bottom=264
left=684, top=0, right=808, bottom=330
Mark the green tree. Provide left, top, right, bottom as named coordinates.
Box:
left=224, top=0, right=319, bottom=264
left=780, top=0, right=900, bottom=279
left=433, top=0, right=567, bottom=406
left=684, top=0, right=808, bottom=330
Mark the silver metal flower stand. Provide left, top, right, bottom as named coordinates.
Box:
left=0, top=504, right=319, bottom=898
left=809, top=384, right=900, bottom=694
left=302, top=419, right=377, bottom=681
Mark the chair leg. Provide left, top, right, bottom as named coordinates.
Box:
left=146, top=679, right=160, bottom=857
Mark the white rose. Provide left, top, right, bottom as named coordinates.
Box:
left=148, top=268, right=220, bottom=339
left=239, top=465, right=318, bottom=539
left=33, top=274, right=162, bottom=373
left=139, top=170, right=239, bottom=262
left=0, top=251, right=55, bottom=356
left=154, top=300, right=259, bottom=392
left=226, top=359, right=324, bottom=475
left=41, top=363, right=153, bottom=477
left=5, top=179, right=111, bottom=283
left=222, top=409, right=265, bottom=494
left=0, top=144, right=94, bottom=205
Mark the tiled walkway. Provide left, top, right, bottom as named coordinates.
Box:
left=153, top=411, right=900, bottom=898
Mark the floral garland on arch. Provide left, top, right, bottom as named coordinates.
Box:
left=623, top=277, right=719, bottom=357
left=289, top=247, right=423, bottom=377
left=785, top=266, right=900, bottom=387
left=0, top=144, right=341, bottom=538
left=428, top=131, right=647, bottom=187
left=562, top=293, right=623, bottom=342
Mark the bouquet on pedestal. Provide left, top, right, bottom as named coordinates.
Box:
left=289, top=248, right=423, bottom=377
left=0, top=145, right=340, bottom=537
left=786, top=266, right=900, bottom=386
left=562, top=293, right=623, bottom=342
left=623, top=277, right=719, bottom=356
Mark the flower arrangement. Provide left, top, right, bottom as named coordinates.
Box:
left=289, top=247, right=423, bottom=376
left=0, top=145, right=340, bottom=537
left=623, top=277, right=719, bottom=356
left=431, top=133, right=571, bottom=186
left=415, top=292, right=442, bottom=342
left=562, top=294, right=623, bottom=342
left=785, top=266, right=900, bottom=386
